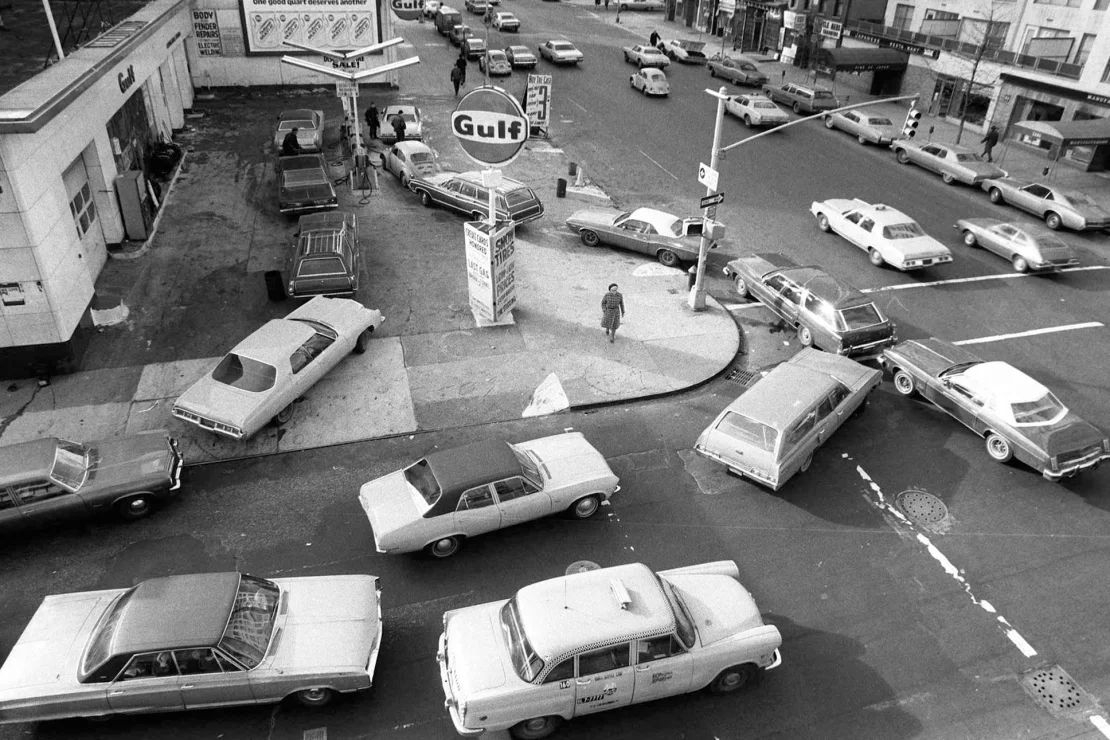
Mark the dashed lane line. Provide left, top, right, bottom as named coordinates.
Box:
left=953, top=321, right=1104, bottom=345
left=638, top=149, right=680, bottom=181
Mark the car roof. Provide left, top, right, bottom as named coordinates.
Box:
left=232, top=319, right=318, bottom=365
left=425, top=440, right=521, bottom=500
left=0, top=437, right=60, bottom=488
left=956, top=361, right=1048, bottom=402
left=855, top=202, right=914, bottom=224
left=516, top=563, right=675, bottom=663
left=508, top=45, right=531, bottom=52
left=627, top=207, right=680, bottom=232
left=786, top=268, right=868, bottom=307
left=643, top=68, right=665, bottom=77
left=111, top=573, right=241, bottom=655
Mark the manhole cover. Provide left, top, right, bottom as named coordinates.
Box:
left=896, top=489, right=948, bottom=525
left=1022, top=665, right=1092, bottom=715
left=566, top=560, right=600, bottom=575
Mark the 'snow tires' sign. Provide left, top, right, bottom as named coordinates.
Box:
left=451, top=86, right=529, bottom=167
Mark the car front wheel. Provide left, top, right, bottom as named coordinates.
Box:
left=858, top=134, right=868, bottom=145
left=427, top=536, right=462, bottom=558
left=580, top=229, right=601, bottom=247
left=941, top=172, right=956, bottom=185
left=792, top=102, right=802, bottom=114
left=419, top=190, right=433, bottom=207
left=733, top=276, right=749, bottom=298
left=657, top=249, right=679, bottom=267
left=798, top=325, right=813, bottom=347
left=295, top=688, right=334, bottom=708
left=824, top=116, right=834, bottom=129
left=893, top=369, right=916, bottom=396
left=816, top=213, right=831, bottom=232
left=510, top=716, right=563, bottom=740
left=868, top=249, right=884, bottom=267
left=1011, top=254, right=1029, bottom=273
left=988, top=187, right=1004, bottom=204
left=117, top=494, right=155, bottom=521
left=570, top=495, right=601, bottom=519
left=744, top=115, right=753, bottom=127
left=895, top=149, right=910, bottom=164
left=963, top=230, right=978, bottom=247
left=985, top=432, right=1013, bottom=462
left=1044, top=211, right=1062, bottom=230
left=709, top=664, right=759, bottom=694
left=274, top=403, right=295, bottom=426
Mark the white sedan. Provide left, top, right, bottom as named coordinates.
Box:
left=823, top=109, right=899, bottom=145
left=630, top=67, right=669, bottom=96
left=172, top=297, right=384, bottom=439
left=379, top=104, right=423, bottom=142
left=810, top=198, right=953, bottom=270
left=622, top=43, right=670, bottom=68
left=358, top=432, right=619, bottom=558
left=538, top=39, right=584, bottom=65
left=383, top=140, right=438, bottom=187
left=491, top=11, right=519, bottom=31
left=725, top=94, right=788, bottom=127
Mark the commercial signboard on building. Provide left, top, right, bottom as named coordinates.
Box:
left=820, top=19, right=842, bottom=40
left=192, top=9, right=223, bottom=56
left=844, top=28, right=941, bottom=59
left=464, top=221, right=517, bottom=323
left=238, top=0, right=378, bottom=54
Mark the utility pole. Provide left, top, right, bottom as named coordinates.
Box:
left=689, top=86, right=728, bottom=312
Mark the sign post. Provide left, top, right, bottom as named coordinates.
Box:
left=689, top=95, right=728, bottom=312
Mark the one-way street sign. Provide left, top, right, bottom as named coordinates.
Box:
left=699, top=192, right=724, bottom=209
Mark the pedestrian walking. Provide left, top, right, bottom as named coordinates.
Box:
left=649, top=30, right=660, bottom=47
left=281, top=127, right=303, bottom=155
left=365, top=102, right=380, bottom=140
left=981, top=125, right=1000, bottom=162
left=450, top=65, right=463, bottom=96
left=615, top=5, right=621, bottom=23
left=391, top=114, right=407, bottom=143
left=600, top=283, right=625, bottom=343
left=604, top=0, right=610, bottom=9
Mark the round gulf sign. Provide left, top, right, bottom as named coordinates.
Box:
left=390, top=0, right=425, bottom=21
left=451, top=86, right=529, bottom=167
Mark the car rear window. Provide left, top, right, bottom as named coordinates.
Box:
left=278, top=120, right=312, bottom=130
left=212, top=353, right=277, bottom=392
left=504, top=188, right=536, bottom=206
left=837, top=303, right=884, bottom=330
left=297, top=256, right=346, bottom=277
left=405, top=458, right=442, bottom=507
left=716, top=411, right=778, bottom=453
left=1010, top=392, right=1066, bottom=425
left=814, top=90, right=834, bottom=98
left=882, top=222, right=925, bottom=239
left=410, top=152, right=435, bottom=165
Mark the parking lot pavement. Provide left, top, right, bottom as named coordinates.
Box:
left=0, top=78, right=739, bottom=463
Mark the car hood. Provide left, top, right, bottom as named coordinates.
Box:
left=443, top=603, right=509, bottom=696
left=1022, top=414, right=1108, bottom=456
left=85, top=432, right=176, bottom=493
left=0, top=590, right=121, bottom=697
left=175, top=376, right=265, bottom=429
left=519, top=432, right=618, bottom=490
left=566, top=208, right=621, bottom=229
left=884, top=338, right=979, bottom=377
left=665, top=574, right=765, bottom=645
left=268, top=576, right=381, bottom=672
left=358, top=470, right=425, bottom=546
left=281, top=182, right=335, bottom=201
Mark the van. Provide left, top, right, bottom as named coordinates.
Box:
left=435, top=6, right=463, bottom=36
left=694, top=349, right=880, bottom=490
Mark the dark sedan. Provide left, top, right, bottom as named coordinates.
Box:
left=954, top=218, right=1079, bottom=273
left=881, top=337, right=1109, bottom=480
left=277, top=154, right=337, bottom=216
left=0, top=431, right=182, bottom=533
left=723, top=253, right=896, bottom=356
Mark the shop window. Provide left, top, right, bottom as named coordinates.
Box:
left=69, top=182, right=98, bottom=238
left=892, top=3, right=913, bottom=30
left=1072, top=34, right=1096, bottom=66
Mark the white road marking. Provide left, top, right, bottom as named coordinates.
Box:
left=860, top=265, right=1110, bottom=293
left=1090, top=715, right=1110, bottom=739
left=638, top=149, right=680, bottom=181
left=952, top=321, right=1104, bottom=346
left=568, top=97, right=588, bottom=113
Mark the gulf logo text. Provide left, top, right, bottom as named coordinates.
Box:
left=451, top=112, right=527, bottom=143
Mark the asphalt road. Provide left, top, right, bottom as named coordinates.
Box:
left=3, top=3, right=1110, bottom=740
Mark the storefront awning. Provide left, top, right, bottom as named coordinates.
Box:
left=1010, top=119, right=1110, bottom=147
left=814, top=47, right=908, bottom=72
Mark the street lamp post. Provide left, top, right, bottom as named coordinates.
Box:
left=688, top=86, right=728, bottom=311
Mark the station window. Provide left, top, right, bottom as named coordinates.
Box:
left=69, top=182, right=98, bottom=237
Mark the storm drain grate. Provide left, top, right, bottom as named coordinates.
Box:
left=896, top=489, right=949, bottom=525
left=723, top=367, right=760, bottom=386
left=1021, top=665, right=1094, bottom=716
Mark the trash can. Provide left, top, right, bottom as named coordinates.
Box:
left=264, top=270, right=286, bottom=302
left=568, top=162, right=578, bottom=176
left=556, top=178, right=567, bottom=198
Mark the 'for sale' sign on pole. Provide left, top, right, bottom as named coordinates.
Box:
left=465, top=221, right=517, bottom=325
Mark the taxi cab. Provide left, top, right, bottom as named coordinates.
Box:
left=437, top=560, right=781, bottom=738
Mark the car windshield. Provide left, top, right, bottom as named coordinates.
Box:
left=81, top=586, right=137, bottom=679
left=837, top=303, right=884, bottom=330
left=501, top=598, right=544, bottom=682
left=211, top=353, right=277, bottom=392
left=716, top=411, right=778, bottom=453
left=883, top=222, right=926, bottom=239
left=51, top=438, right=90, bottom=490
left=278, top=120, right=312, bottom=131
left=552, top=42, right=573, bottom=51
left=508, top=443, right=544, bottom=487
left=404, top=458, right=442, bottom=507
left=1063, top=191, right=1097, bottom=206
left=1010, top=392, right=1067, bottom=425
left=297, top=256, right=346, bottom=277
left=754, top=101, right=776, bottom=109
left=658, top=576, right=697, bottom=649
left=284, top=169, right=325, bottom=186
left=218, top=575, right=280, bottom=669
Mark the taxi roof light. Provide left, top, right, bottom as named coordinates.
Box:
left=609, top=579, right=632, bottom=610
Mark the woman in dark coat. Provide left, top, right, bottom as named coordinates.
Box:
left=600, top=283, right=625, bottom=343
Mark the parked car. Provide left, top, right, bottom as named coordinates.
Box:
left=277, top=154, right=337, bottom=216
left=284, top=212, right=361, bottom=299
left=725, top=93, right=789, bottom=127
left=695, top=349, right=880, bottom=489
left=172, top=296, right=384, bottom=440
left=448, top=22, right=471, bottom=46
left=810, top=198, right=953, bottom=270
left=954, top=218, right=1080, bottom=273
left=462, top=34, right=487, bottom=60
left=761, top=82, right=838, bottom=114
left=438, top=560, right=782, bottom=738
left=0, top=432, right=182, bottom=533
left=723, top=252, right=896, bottom=356
left=622, top=43, right=670, bottom=68
left=379, top=104, right=424, bottom=142
left=409, top=170, right=545, bottom=224
left=0, top=571, right=382, bottom=723
left=565, top=206, right=712, bottom=266
left=505, top=44, right=538, bottom=68
left=479, top=48, right=512, bottom=76
left=464, top=0, right=488, bottom=12
left=422, top=0, right=442, bottom=18
left=273, top=109, right=324, bottom=153
left=617, top=0, right=664, bottom=9
left=880, top=337, right=1110, bottom=480
left=707, top=53, right=768, bottom=86
left=538, top=39, right=584, bottom=65
left=492, top=10, right=519, bottom=30
left=980, top=177, right=1110, bottom=231
left=435, top=6, right=463, bottom=35
left=823, top=109, right=899, bottom=146
left=358, top=432, right=619, bottom=558
left=891, top=140, right=1007, bottom=185
left=383, top=140, right=438, bottom=187
left=660, top=38, right=707, bottom=64
left=630, top=67, right=670, bottom=96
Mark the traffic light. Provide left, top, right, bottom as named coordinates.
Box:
left=903, top=106, right=922, bottom=138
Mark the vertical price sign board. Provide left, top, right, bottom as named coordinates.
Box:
left=525, top=74, right=552, bottom=138
left=464, top=221, right=517, bottom=324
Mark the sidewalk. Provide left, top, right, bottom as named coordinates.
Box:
left=0, top=57, right=740, bottom=463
